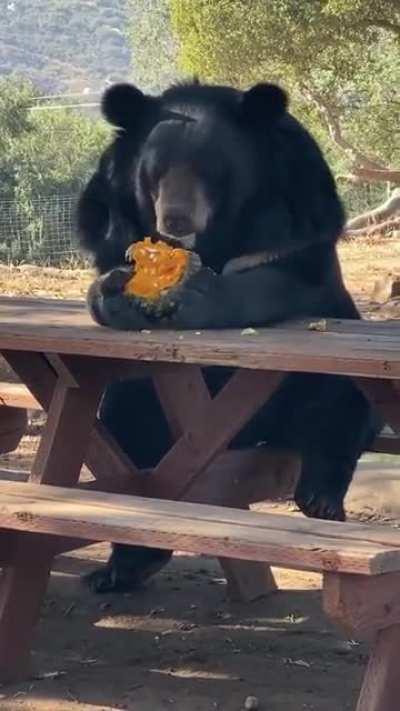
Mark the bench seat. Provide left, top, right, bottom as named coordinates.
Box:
left=0, top=479, right=400, bottom=576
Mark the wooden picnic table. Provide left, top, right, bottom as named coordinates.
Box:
left=1, top=295, right=400, bottom=710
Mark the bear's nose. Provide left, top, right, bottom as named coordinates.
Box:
left=163, top=211, right=194, bottom=238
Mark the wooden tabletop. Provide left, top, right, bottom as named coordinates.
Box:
left=0, top=296, right=399, bottom=378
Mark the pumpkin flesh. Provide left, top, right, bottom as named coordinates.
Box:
left=124, top=238, right=190, bottom=300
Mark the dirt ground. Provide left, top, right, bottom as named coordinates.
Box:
left=1, top=237, right=400, bottom=711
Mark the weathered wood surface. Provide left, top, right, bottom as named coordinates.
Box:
left=153, top=364, right=279, bottom=599
left=2, top=351, right=145, bottom=493
left=0, top=406, right=27, bottom=453
left=152, top=369, right=284, bottom=498
left=2, top=481, right=400, bottom=575
left=324, top=571, right=400, bottom=638
left=1, top=380, right=399, bottom=456
left=0, top=362, right=103, bottom=683
left=2, top=296, right=400, bottom=377
left=0, top=382, right=40, bottom=410
left=355, top=624, right=400, bottom=711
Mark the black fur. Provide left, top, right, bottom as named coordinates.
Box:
left=78, top=80, right=379, bottom=593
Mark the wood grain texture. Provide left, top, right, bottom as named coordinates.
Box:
left=153, top=364, right=211, bottom=440
left=0, top=406, right=27, bottom=453
left=355, top=379, right=400, bottom=433
left=0, top=537, right=52, bottom=682
left=30, top=379, right=101, bottom=486
left=356, top=624, right=400, bottom=711
left=1, top=480, right=400, bottom=575
left=2, top=350, right=145, bottom=491
left=220, top=555, right=277, bottom=601
left=152, top=370, right=284, bottom=499
left=0, top=382, right=40, bottom=409
left=156, top=366, right=289, bottom=602
left=0, top=380, right=399, bottom=457
left=153, top=366, right=280, bottom=599
left=0, top=360, right=103, bottom=682
left=2, top=296, right=400, bottom=377
left=324, top=572, right=400, bottom=638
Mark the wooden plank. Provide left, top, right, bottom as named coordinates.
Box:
left=0, top=361, right=104, bottom=682
left=355, top=379, right=400, bottom=432
left=2, top=380, right=399, bottom=462
left=2, top=376, right=400, bottom=459
left=0, top=530, right=17, bottom=564
left=2, top=479, right=400, bottom=552
left=356, top=624, right=400, bottom=711
left=1, top=481, right=400, bottom=574
left=81, top=446, right=299, bottom=503
left=152, top=370, right=284, bottom=499
left=0, top=537, right=52, bottom=682
left=2, top=350, right=144, bottom=491
left=220, top=556, right=277, bottom=601
left=0, top=406, right=27, bottom=454
left=324, top=572, right=400, bottom=638
left=3, top=296, right=400, bottom=378
left=30, top=379, right=102, bottom=486
left=153, top=364, right=211, bottom=440
left=154, top=367, right=280, bottom=599
left=370, top=432, right=400, bottom=455
left=156, top=366, right=277, bottom=601
left=1, top=379, right=399, bottom=458
left=154, top=367, right=279, bottom=599
left=45, top=353, right=79, bottom=388
left=0, top=383, right=40, bottom=409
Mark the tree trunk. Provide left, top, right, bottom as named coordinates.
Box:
left=343, top=189, right=400, bottom=238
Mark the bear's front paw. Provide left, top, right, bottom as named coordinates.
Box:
left=87, top=267, right=151, bottom=331
left=171, top=268, right=220, bottom=329
left=99, top=266, right=133, bottom=296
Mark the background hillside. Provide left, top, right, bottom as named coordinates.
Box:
left=0, top=0, right=131, bottom=93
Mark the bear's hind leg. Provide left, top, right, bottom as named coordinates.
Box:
left=84, top=378, right=174, bottom=594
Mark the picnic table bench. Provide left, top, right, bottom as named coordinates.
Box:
left=1, top=296, right=400, bottom=709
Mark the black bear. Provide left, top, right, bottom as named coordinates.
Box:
left=78, top=80, right=379, bottom=593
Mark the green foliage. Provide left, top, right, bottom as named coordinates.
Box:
left=0, top=0, right=131, bottom=92
left=126, top=0, right=179, bottom=91
left=324, top=0, right=400, bottom=40
left=0, top=77, right=110, bottom=262
left=0, top=77, right=109, bottom=203
left=170, top=0, right=400, bottom=188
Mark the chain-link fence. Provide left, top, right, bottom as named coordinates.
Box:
left=0, top=184, right=389, bottom=267
left=0, top=194, right=82, bottom=265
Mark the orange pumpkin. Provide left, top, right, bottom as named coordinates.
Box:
left=124, top=237, right=201, bottom=316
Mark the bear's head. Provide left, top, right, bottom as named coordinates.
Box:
left=102, top=81, right=288, bottom=270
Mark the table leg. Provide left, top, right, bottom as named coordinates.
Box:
left=356, top=625, right=400, bottom=711
left=324, top=572, right=400, bottom=711
left=153, top=367, right=282, bottom=600
left=2, top=350, right=144, bottom=492
left=0, top=361, right=103, bottom=682
left=0, top=539, right=52, bottom=682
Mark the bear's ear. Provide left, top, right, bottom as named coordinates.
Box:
left=241, top=83, right=288, bottom=124
left=101, top=83, right=159, bottom=129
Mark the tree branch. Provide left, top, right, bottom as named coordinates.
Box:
left=346, top=190, right=400, bottom=230
left=337, top=170, right=400, bottom=185
left=344, top=216, right=400, bottom=239
left=301, top=84, right=386, bottom=171
left=364, top=17, right=400, bottom=38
